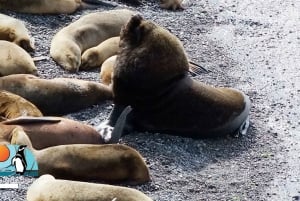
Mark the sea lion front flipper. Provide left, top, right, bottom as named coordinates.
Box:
left=96, top=105, right=132, bottom=143
left=3, top=116, right=61, bottom=125
left=81, top=0, right=117, bottom=8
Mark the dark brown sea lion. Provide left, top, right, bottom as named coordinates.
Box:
left=0, top=14, right=35, bottom=52
left=27, top=175, right=153, bottom=201
left=0, top=90, right=42, bottom=121
left=0, top=0, right=116, bottom=14
left=97, top=15, right=251, bottom=139
left=0, top=41, right=37, bottom=76
left=50, top=9, right=135, bottom=72
left=0, top=74, right=112, bottom=115
left=11, top=128, right=150, bottom=184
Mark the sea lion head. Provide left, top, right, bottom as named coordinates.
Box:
left=16, top=38, right=35, bottom=52
left=114, top=14, right=189, bottom=88
left=51, top=39, right=81, bottom=73
left=80, top=49, right=99, bottom=70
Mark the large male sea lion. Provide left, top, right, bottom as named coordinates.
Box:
left=81, top=36, right=120, bottom=70
left=11, top=128, right=150, bottom=184
left=0, top=0, right=116, bottom=14
left=0, top=41, right=37, bottom=76
left=0, top=14, right=35, bottom=52
left=0, top=90, right=42, bottom=121
left=50, top=9, right=135, bottom=72
left=27, top=175, right=153, bottom=201
left=0, top=74, right=112, bottom=115
left=97, top=15, right=251, bottom=139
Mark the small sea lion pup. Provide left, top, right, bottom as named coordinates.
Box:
left=100, top=55, right=117, bottom=86
left=27, top=175, right=153, bottom=201
left=0, top=0, right=116, bottom=14
left=0, top=90, right=42, bottom=121
left=98, top=15, right=251, bottom=139
left=81, top=36, right=120, bottom=70
left=50, top=9, right=135, bottom=72
left=0, top=41, right=37, bottom=76
left=0, top=74, right=112, bottom=115
left=11, top=128, right=150, bottom=184
left=0, top=14, right=35, bottom=52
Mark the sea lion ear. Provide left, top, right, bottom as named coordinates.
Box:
left=128, top=14, right=143, bottom=43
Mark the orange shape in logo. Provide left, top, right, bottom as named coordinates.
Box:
left=0, top=145, right=10, bottom=162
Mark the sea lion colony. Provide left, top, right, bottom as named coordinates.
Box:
left=0, top=1, right=250, bottom=200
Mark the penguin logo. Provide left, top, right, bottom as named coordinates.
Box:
left=11, top=145, right=27, bottom=175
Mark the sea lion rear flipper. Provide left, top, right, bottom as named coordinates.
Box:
left=3, top=116, right=61, bottom=125
left=81, top=0, right=117, bottom=8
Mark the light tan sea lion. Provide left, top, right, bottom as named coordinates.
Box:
left=27, top=174, right=153, bottom=201
left=0, top=116, right=104, bottom=149
left=0, top=90, right=42, bottom=121
left=81, top=36, right=120, bottom=70
left=0, top=14, right=35, bottom=52
left=0, top=0, right=116, bottom=14
left=0, top=41, right=37, bottom=76
left=98, top=15, right=251, bottom=139
left=0, top=74, right=112, bottom=115
left=50, top=9, right=135, bottom=72
left=11, top=128, right=150, bottom=184
left=100, top=55, right=117, bottom=86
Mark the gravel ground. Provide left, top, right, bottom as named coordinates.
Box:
left=1, top=0, right=300, bottom=200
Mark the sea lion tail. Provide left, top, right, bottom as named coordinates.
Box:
left=188, top=61, right=209, bottom=76
left=81, top=0, right=117, bottom=8
left=108, top=106, right=132, bottom=143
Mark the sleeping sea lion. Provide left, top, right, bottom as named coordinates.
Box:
left=50, top=9, right=135, bottom=72
left=81, top=36, right=120, bottom=70
left=27, top=175, right=153, bottom=201
left=11, top=128, right=150, bottom=184
left=97, top=15, right=251, bottom=139
left=0, top=41, right=37, bottom=76
left=0, top=106, right=132, bottom=147
left=0, top=116, right=103, bottom=149
left=160, top=0, right=184, bottom=10
left=0, top=14, right=35, bottom=52
left=0, top=74, right=112, bottom=115
left=0, top=0, right=116, bottom=14
left=0, top=90, right=42, bottom=121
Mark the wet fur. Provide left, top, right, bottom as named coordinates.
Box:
left=0, top=90, right=42, bottom=121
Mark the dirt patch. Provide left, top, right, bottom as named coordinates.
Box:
left=1, top=0, right=299, bottom=200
